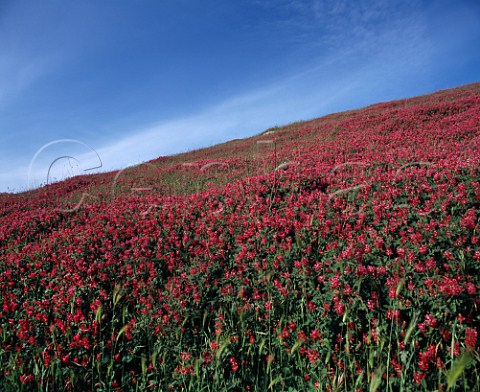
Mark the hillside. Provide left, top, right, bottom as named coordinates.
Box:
left=1, top=82, right=480, bottom=391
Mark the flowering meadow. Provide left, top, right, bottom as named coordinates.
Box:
left=1, top=83, right=480, bottom=391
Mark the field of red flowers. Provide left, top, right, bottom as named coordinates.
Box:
left=1, top=83, right=480, bottom=391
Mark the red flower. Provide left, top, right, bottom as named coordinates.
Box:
left=414, top=372, right=425, bottom=385
left=297, top=330, right=308, bottom=343
left=465, top=328, right=477, bottom=350
left=424, top=314, right=438, bottom=328
left=229, top=357, right=239, bottom=372
left=310, top=329, right=322, bottom=342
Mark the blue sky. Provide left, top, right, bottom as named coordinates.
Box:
left=1, top=0, right=479, bottom=192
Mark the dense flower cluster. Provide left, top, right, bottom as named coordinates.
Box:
left=1, top=83, right=480, bottom=390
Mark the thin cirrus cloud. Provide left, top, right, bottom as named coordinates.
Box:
left=0, top=56, right=55, bottom=109
left=80, top=5, right=438, bottom=176
left=23, top=70, right=368, bottom=193
left=1, top=0, right=480, bottom=193
left=79, top=43, right=433, bottom=179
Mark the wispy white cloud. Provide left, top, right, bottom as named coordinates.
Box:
left=85, top=28, right=434, bottom=175
left=2, top=0, right=477, bottom=193
left=0, top=54, right=59, bottom=109
left=251, top=0, right=422, bottom=49
left=9, top=73, right=345, bottom=193
left=8, top=13, right=434, bottom=193
left=0, top=166, right=29, bottom=193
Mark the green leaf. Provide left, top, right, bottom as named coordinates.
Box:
left=403, top=315, right=418, bottom=347
left=396, top=279, right=405, bottom=296
left=152, top=350, right=158, bottom=368
left=290, top=340, right=303, bottom=355
left=95, top=305, right=103, bottom=323
left=116, top=324, right=128, bottom=341
left=113, top=285, right=123, bottom=306
left=447, top=350, right=474, bottom=389
left=268, top=376, right=281, bottom=389
left=369, top=366, right=384, bottom=392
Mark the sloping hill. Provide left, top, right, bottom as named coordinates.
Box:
left=1, top=82, right=479, bottom=391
